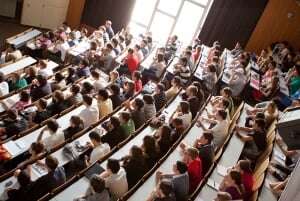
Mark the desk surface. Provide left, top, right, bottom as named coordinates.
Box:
left=0, top=57, right=36, bottom=76
left=7, top=29, right=41, bottom=48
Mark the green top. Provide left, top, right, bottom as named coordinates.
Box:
left=9, top=78, right=28, bottom=91
left=121, top=119, right=135, bottom=137
left=290, top=76, right=300, bottom=95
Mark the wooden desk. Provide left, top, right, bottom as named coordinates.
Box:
left=6, top=29, right=42, bottom=48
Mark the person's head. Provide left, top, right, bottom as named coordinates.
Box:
left=143, top=135, right=157, bottom=153
left=155, top=83, right=165, bottom=94
left=172, top=160, right=188, bottom=175
left=46, top=119, right=59, bottom=134
left=54, top=72, right=65, bottom=83
left=208, top=64, right=217, bottom=73
left=216, top=110, right=227, bottom=121
left=184, top=50, right=192, bottom=58
left=132, top=71, right=141, bottom=82
left=90, top=41, right=98, bottom=51
left=124, top=80, right=135, bottom=94
left=82, top=82, right=94, bottom=94
left=67, top=67, right=76, bottom=76
left=226, top=170, right=243, bottom=189
left=36, top=75, right=48, bottom=86
left=29, top=142, right=44, bottom=155
left=178, top=101, right=190, bottom=114
left=11, top=72, right=21, bottom=82
left=89, top=131, right=102, bottom=146
left=70, top=115, right=84, bottom=129
left=36, top=98, right=47, bottom=111
left=179, top=57, right=188, bottom=66
left=19, top=91, right=30, bottom=102
left=186, top=85, right=198, bottom=97
left=79, top=59, right=89, bottom=68
left=119, top=111, right=131, bottom=124
left=106, top=158, right=120, bottom=174
left=110, top=70, right=119, bottom=81
left=38, top=60, right=47, bottom=69
left=98, top=89, right=109, bottom=101
left=0, top=72, right=5, bottom=83
left=91, top=70, right=100, bottom=80
left=158, top=125, right=172, bottom=140
left=268, top=61, right=277, bottom=70
left=111, top=38, right=119, bottom=48
left=53, top=90, right=65, bottom=102
left=236, top=160, right=252, bottom=174
left=110, top=84, right=120, bottom=96
left=17, top=171, right=31, bottom=187
left=7, top=109, right=18, bottom=120
left=171, top=76, right=181, bottom=87
left=134, top=44, right=141, bottom=52
left=27, top=66, right=37, bottom=77
left=198, top=131, right=214, bottom=145
left=195, top=45, right=201, bottom=53
left=184, top=147, right=199, bottom=163
left=221, top=99, right=230, bottom=110
left=141, top=39, right=148, bottom=48
left=70, top=84, right=81, bottom=95
left=83, top=95, right=93, bottom=106
left=133, top=98, right=144, bottom=111
left=128, top=48, right=134, bottom=55
left=253, top=118, right=266, bottom=131
left=157, top=181, right=174, bottom=198
left=171, top=35, right=178, bottom=43
left=143, top=94, right=154, bottom=105
left=105, top=20, right=112, bottom=28
left=267, top=101, right=277, bottom=114
left=90, top=175, right=106, bottom=194
left=109, top=116, right=121, bottom=130
left=255, top=112, right=265, bottom=120
left=221, top=87, right=232, bottom=98
left=45, top=155, right=59, bottom=171
left=106, top=43, right=113, bottom=51
left=157, top=53, right=164, bottom=63
left=172, top=118, right=184, bottom=129
left=130, top=145, right=144, bottom=160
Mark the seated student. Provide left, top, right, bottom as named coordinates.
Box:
left=219, top=170, right=244, bottom=200
left=247, top=101, right=278, bottom=128
left=79, top=95, right=99, bottom=128
left=155, top=161, right=189, bottom=201
left=227, top=63, right=247, bottom=97
left=4, top=45, right=23, bottom=62
left=202, top=64, right=217, bottom=92
left=153, top=83, right=167, bottom=111
left=140, top=39, right=149, bottom=57
left=37, top=60, right=52, bottom=79
left=77, top=59, right=91, bottom=78
left=184, top=50, right=195, bottom=71
left=147, top=180, right=176, bottom=201
left=235, top=160, right=254, bottom=201
left=37, top=119, right=65, bottom=150
left=236, top=118, right=267, bottom=161
left=9, top=72, right=28, bottom=91
left=180, top=131, right=215, bottom=174
left=212, top=87, right=235, bottom=118
left=170, top=118, right=185, bottom=143
left=182, top=147, right=202, bottom=193
left=191, top=81, right=204, bottom=103
left=85, top=131, right=110, bottom=165
left=207, top=99, right=231, bottom=122
left=28, top=156, right=66, bottom=201
left=0, top=72, right=9, bottom=96
left=99, top=159, right=128, bottom=200
left=164, top=35, right=179, bottom=62
left=185, top=85, right=201, bottom=119
left=143, top=94, right=156, bottom=121
left=155, top=125, right=172, bottom=156
left=142, top=53, right=166, bottom=83
left=66, top=84, right=83, bottom=106
left=99, top=43, right=115, bottom=73
left=6, top=170, right=33, bottom=201
left=119, top=48, right=139, bottom=76
left=124, top=97, right=146, bottom=129
left=119, top=111, right=135, bottom=137
left=111, top=38, right=121, bottom=56
left=18, top=142, right=45, bottom=167
left=122, top=145, right=147, bottom=188
left=197, top=110, right=229, bottom=148
left=97, top=89, right=113, bottom=119
left=192, top=45, right=202, bottom=63
left=132, top=71, right=143, bottom=93
left=172, top=57, right=191, bottom=85
left=134, top=44, right=144, bottom=63
left=63, top=116, right=84, bottom=139
left=286, top=61, right=300, bottom=96
left=0, top=109, right=28, bottom=140
left=169, top=101, right=192, bottom=129
left=24, top=66, right=38, bottom=85
left=65, top=67, right=79, bottom=85
left=30, top=75, right=52, bottom=102
left=102, top=116, right=127, bottom=148
left=165, top=76, right=181, bottom=102
left=1, top=90, right=31, bottom=112
left=90, top=70, right=105, bottom=92
left=121, top=80, right=135, bottom=101
left=47, top=90, right=68, bottom=115
left=109, top=84, right=122, bottom=109
left=81, top=81, right=95, bottom=95
left=74, top=175, right=110, bottom=201
left=142, top=135, right=160, bottom=169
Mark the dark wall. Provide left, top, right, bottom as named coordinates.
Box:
left=81, top=0, right=136, bottom=32
left=199, top=0, right=269, bottom=49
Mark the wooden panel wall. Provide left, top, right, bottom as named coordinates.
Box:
left=65, top=0, right=86, bottom=29
left=246, top=0, right=300, bottom=53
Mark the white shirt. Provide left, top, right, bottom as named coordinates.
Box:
left=173, top=112, right=192, bottom=128
left=0, top=81, right=9, bottom=96
left=93, top=79, right=106, bottom=91
left=42, top=129, right=65, bottom=150
left=38, top=68, right=52, bottom=79
left=79, top=104, right=99, bottom=127
left=89, top=143, right=110, bottom=163
left=105, top=167, right=128, bottom=199
left=211, top=119, right=229, bottom=148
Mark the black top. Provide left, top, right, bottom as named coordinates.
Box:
left=64, top=126, right=83, bottom=140
left=110, top=94, right=122, bottom=109
left=154, top=195, right=176, bottom=201
left=144, top=150, right=160, bottom=169
left=46, top=100, right=68, bottom=116
left=102, top=126, right=126, bottom=148
left=131, top=109, right=146, bottom=129
left=170, top=127, right=185, bottom=143
left=66, top=74, right=79, bottom=85
left=7, top=183, right=33, bottom=201
left=33, top=110, right=50, bottom=124
left=154, top=93, right=166, bottom=111
left=197, top=143, right=214, bottom=174
left=157, top=139, right=171, bottom=157
left=30, top=83, right=52, bottom=102
left=188, top=96, right=201, bottom=119
left=250, top=130, right=267, bottom=151
left=123, top=157, right=147, bottom=188
left=4, top=117, right=28, bottom=138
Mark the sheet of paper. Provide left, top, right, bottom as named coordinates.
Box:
left=217, top=164, right=228, bottom=176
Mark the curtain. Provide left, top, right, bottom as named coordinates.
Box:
left=198, top=0, right=269, bottom=49
left=81, top=0, right=136, bottom=32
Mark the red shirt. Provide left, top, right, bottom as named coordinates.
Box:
left=242, top=172, right=254, bottom=201
left=126, top=54, right=139, bottom=73
left=134, top=80, right=143, bottom=93
left=193, top=51, right=200, bottom=63
left=187, top=157, right=202, bottom=193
